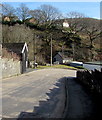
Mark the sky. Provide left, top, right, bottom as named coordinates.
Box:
left=1, top=0, right=101, bottom=19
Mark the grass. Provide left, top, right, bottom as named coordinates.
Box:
left=75, top=66, right=86, bottom=69
left=37, top=64, right=78, bottom=70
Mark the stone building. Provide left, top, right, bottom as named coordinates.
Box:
left=2, top=42, right=28, bottom=78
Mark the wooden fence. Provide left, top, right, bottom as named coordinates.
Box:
left=77, top=69, right=102, bottom=95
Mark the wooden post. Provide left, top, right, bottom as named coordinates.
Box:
left=33, top=33, right=36, bottom=68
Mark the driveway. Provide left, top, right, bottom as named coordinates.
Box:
left=1, top=68, right=76, bottom=118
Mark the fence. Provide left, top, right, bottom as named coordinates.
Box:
left=77, top=69, right=102, bottom=95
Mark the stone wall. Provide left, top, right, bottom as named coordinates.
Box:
left=1, top=58, right=21, bottom=78
left=0, top=58, right=2, bottom=79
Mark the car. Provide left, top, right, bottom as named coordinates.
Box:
left=70, top=61, right=83, bottom=67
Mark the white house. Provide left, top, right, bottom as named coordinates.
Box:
left=53, top=52, right=73, bottom=64
left=63, top=20, right=69, bottom=28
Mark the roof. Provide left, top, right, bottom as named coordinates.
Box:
left=55, top=52, right=73, bottom=59
left=2, top=42, right=28, bottom=55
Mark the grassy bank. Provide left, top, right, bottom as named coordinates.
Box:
left=37, top=64, right=78, bottom=70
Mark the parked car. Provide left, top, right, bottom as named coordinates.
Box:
left=70, top=61, right=83, bottom=67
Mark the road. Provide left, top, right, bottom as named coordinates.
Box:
left=1, top=68, right=76, bottom=119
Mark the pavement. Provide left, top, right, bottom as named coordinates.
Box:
left=64, top=77, right=101, bottom=120
left=1, top=68, right=76, bottom=119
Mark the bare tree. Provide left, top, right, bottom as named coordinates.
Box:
left=16, top=3, right=30, bottom=21
left=2, top=3, right=16, bottom=17
left=62, top=11, right=87, bottom=60
left=67, top=11, right=87, bottom=33
left=86, top=28, right=100, bottom=48
left=67, top=12, right=100, bottom=61
left=83, top=19, right=100, bottom=61
left=67, top=11, right=85, bottom=18
left=29, top=9, right=43, bottom=23
left=29, top=4, right=62, bottom=25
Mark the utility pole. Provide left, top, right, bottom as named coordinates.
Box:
left=33, top=33, right=37, bottom=68
left=51, top=34, right=52, bottom=66
left=62, top=43, right=64, bottom=58
left=72, top=43, right=75, bottom=61
left=34, top=34, right=36, bottom=65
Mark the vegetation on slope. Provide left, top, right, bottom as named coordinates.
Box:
left=1, top=3, right=102, bottom=64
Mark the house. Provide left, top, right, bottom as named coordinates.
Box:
left=29, top=18, right=37, bottom=24
left=63, top=20, right=69, bottom=28
left=53, top=52, right=73, bottom=64
left=3, top=16, right=10, bottom=22
left=2, top=16, right=19, bottom=22
left=25, top=18, right=38, bottom=24
left=2, top=42, right=28, bottom=78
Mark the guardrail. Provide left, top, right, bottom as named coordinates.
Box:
left=76, top=69, right=102, bottom=95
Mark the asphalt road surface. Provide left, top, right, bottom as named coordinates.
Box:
left=1, top=68, right=76, bottom=119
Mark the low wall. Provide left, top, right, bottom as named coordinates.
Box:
left=83, top=63, right=102, bottom=71
left=77, top=69, right=102, bottom=94
left=1, top=58, right=21, bottom=78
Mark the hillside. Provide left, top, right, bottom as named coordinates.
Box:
left=1, top=17, right=102, bottom=64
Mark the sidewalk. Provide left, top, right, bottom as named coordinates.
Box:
left=65, top=77, right=101, bottom=120
left=23, top=68, right=37, bottom=73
